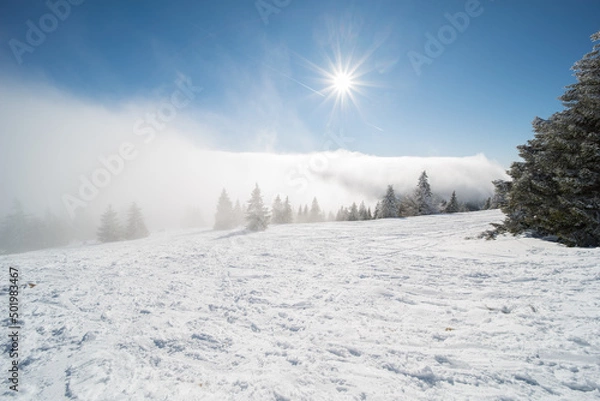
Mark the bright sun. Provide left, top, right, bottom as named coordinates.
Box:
left=333, top=72, right=352, bottom=94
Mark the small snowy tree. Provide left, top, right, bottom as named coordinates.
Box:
left=358, top=201, right=368, bottom=220
left=380, top=185, right=399, bottom=218
left=336, top=206, right=349, bottom=221
left=271, top=195, right=285, bottom=224
left=246, top=184, right=270, bottom=231
left=282, top=197, right=293, bottom=224
left=309, top=197, right=323, bottom=222
left=97, top=205, right=121, bottom=243
left=374, top=201, right=381, bottom=219
left=348, top=202, right=360, bottom=221
left=414, top=171, right=437, bottom=215
left=125, top=202, right=149, bottom=240
left=444, top=191, right=460, bottom=214
left=214, top=189, right=235, bottom=230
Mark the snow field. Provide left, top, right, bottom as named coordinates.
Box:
left=1, top=210, right=599, bottom=400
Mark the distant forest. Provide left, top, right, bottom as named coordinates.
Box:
left=0, top=169, right=501, bottom=255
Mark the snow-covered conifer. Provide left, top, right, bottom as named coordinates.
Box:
left=97, top=205, right=122, bottom=243
left=444, top=191, right=460, bottom=214
left=214, top=189, right=235, bottom=230
left=125, top=202, right=149, bottom=240
left=309, top=197, right=323, bottom=222
left=414, top=171, right=437, bottom=215
left=380, top=185, right=399, bottom=218
left=500, top=31, right=600, bottom=246
left=271, top=195, right=285, bottom=224
left=348, top=202, right=360, bottom=221
left=246, top=184, right=270, bottom=231
left=282, top=197, right=293, bottom=224
left=358, top=201, right=368, bottom=220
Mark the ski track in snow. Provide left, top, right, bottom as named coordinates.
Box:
left=1, top=210, right=599, bottom=400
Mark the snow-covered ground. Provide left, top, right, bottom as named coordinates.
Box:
left=1, top=210, right=599, bottom=400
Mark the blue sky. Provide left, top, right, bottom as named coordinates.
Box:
left=1, top=0, right=599, bottom=168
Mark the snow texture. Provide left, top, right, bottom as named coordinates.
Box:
left=1, top=210, right=599, bottom=400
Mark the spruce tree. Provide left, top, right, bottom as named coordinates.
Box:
left=445, top=191, right=460, bottom=214
left=415, top=171, right=436, bottom=215
left=214, top=189, right=235, bottom=230
left=501, top=31, right=600, bottom=246
left=125, top=202, right=149, bottom=240
left=380, top=185, right=399, bottom=218
left=358, top=201, right=368, bottom=220
left=97, top=205, right=121, bottom=243
left=246, top=184, right=270, bottom=231
left=374, top=201, right=382, bottom=219
left=282, top=197, right=293, bottom=224
left=271, top=195, right=285, bottom=224
left=348, top=202, right=360, bottom=221
left=309, top=197, right=323, bottom=222
left=336, top=206, right=349, bottom=221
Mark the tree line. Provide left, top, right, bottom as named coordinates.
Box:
left=0, top=201, right=150, bottom=254
left=215, top=171, right=501, bottom=232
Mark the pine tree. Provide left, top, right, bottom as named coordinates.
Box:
left=282, top=197, right=293, bottom=224
left=367, top=207, right=373, bottom=220
left=380, top=185, right=399, bottom=218
left=309, top=197, right=323, bottom=222
left=271, top=195, right=285, bottom=224
left=374, top=201, right=382, bottom=219
left=246, top=184, right=270, bottom=231
left=97, top=205, right=121, bottom=243
left=490, top=179, right=510, bottom=209
left=336, top=206, right=349, bottom=221
left=348, top=202, right=360, bottom=221
left=415, top=171, right=437, bottom=215
left=445, top=191, right=460, bottom=214
left=125, top=202, right=149, bottom=240
left=500, top=31, right=600, bottom=246
left=214, top=189, right=235, bottom=230
left=358, top=201, right=368, bottom=220
left=483, top=197, right=492, bottom=210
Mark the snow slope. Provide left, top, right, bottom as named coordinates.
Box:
left=1, top=210, right=599, bottom=400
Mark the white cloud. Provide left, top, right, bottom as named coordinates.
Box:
left=0, top=78, right=508, bottom=229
